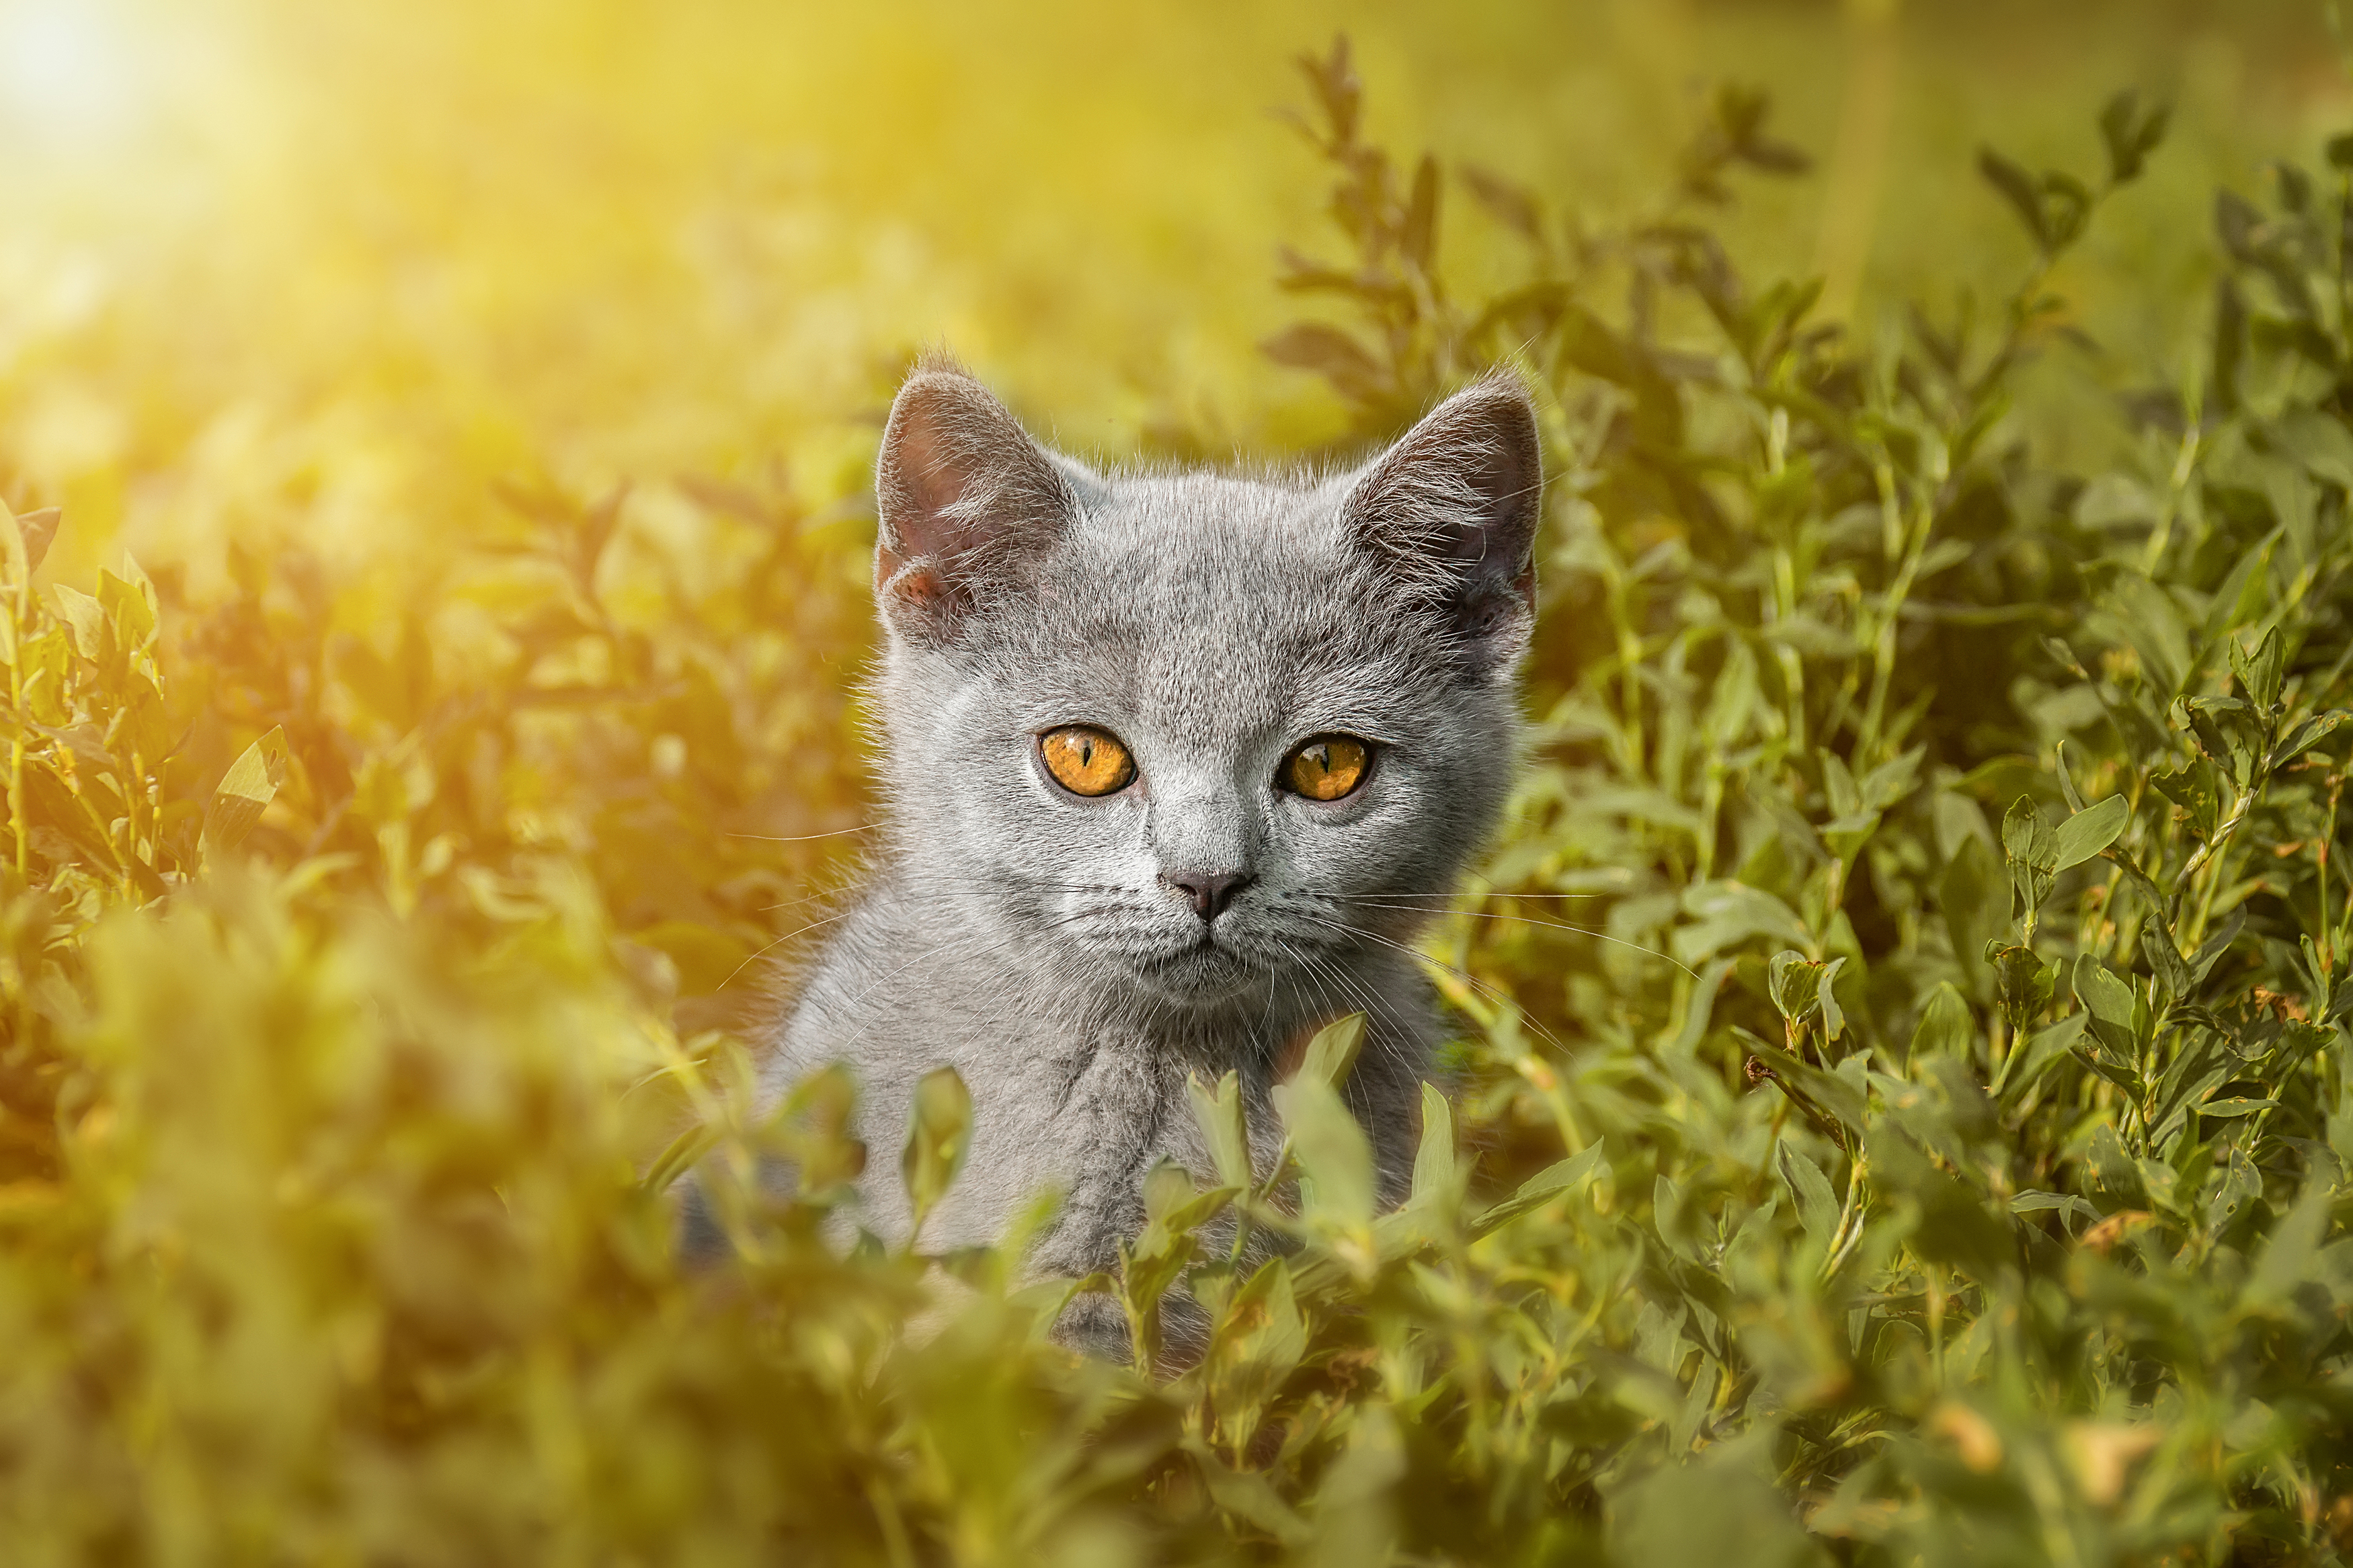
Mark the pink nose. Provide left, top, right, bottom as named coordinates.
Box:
left=1161, top=870, right=1252, bottom=921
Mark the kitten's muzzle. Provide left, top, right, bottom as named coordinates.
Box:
left=1160, top=869, right=1253, bottom=922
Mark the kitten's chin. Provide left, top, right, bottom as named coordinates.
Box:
left=1122, top=940, right=1267, bottom=1004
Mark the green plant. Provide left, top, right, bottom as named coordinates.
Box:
left=1242, top=36, right=2353, bottom=1563
left=0, top=30, right=2347, bottom=1567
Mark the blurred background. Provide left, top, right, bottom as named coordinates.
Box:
left=3, top=7, right=2348, bottom=1549
left=0, top=0, right=2340, bottom=1027
left=0, top=0, right=2338, bottom=583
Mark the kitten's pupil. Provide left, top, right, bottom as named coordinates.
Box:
left=1285, top=735, right=1369, bottom=801
left=1044, top=727, right=1368, bottom=802
left=1041, top=725, right=1135, bottom=796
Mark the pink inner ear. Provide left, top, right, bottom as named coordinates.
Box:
left=875, top=539, right=909, bottom=590
left=876, top=536, right=952, bottom=611
left=900, top=571, right=947, bottom=610
left=893, top=422, right=961, bottom=526
left=879, top=554, right=949, bottom=614
left=871, top=368, right=1076, bottom=643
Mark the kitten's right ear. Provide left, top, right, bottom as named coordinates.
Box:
left=1341, top=375, right=1544, bottom=678
left=874, top=368, right=1076, bottom=645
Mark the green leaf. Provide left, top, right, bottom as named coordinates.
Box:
left=1677, top=880, right=1812, bottom=964
left=2106, top=847, right=2192, bottom=1001
left=2194, top=1096, right=2279, bottom=1119
left=1979, top=147, right=2051, bottom=249
left=2098, top=88, right=2170, bottom=185
left=1144, top=1158, right=1198, bottom=1224
left=1187, top=1070, right=1254, bottom=1190
left=1767, top=949, right=1816, bottom=1023
left=1907, top=982, right=1975, bottom=1065
left=1940, top=834, right=2006, bottom=1001
left=774, top=1062, right=867, bottom=1198
left=1776, top=1143, right=1839, bottom=1247
left=1985, top=942, right=2057, bottom=1038
left=1205, top=1257, right=1308, bottom=1452
left=2243, top=1181, right=2331, bottom=1307
left=202, top=727, right=292, bottom=857
left=1821, top=751, right=1860, bottom=819
left=1409, top=1081, right=1458, bottom=1206
left=2071, top=1042, right=2142, bottom=1097
left=1767, top=951, right=1849, bottom=1046
left=2214, top=273, right=2248, bottom=415
left=639, top=1123, right=719, bottom=1194
left=1996, top=1011, right=2083, bottom=1101
left=2270, top=710, right=2348, bottom=769
left=1400, top=153, right=1439, bottom=272
left=1260, top=323, right=1385, bottom=403
left=2010, top=1190, right=2100, bottom=1231
left=1183, top=1439, right=1312, bottom=1546
left=50, top=583, right=105, bottom=660
left=1470, top=1141, right=1605, bottom=1237
left=1296, top=1012, right=1366, bottom=1090
left=901, top=1065, right=973, bottom=1245
left=7, top=506, right=59, bottom=578
left=19, top=761, right=120, bottom=870
left=1276, top=1075, right=1374, bottom=1229
left=2089, top=1122, right=2145, bottom=1201
left=1460, top=163, right=1542, bottom=243
left=2188, top=909, right=2245, bottom=987
left=2001, top=796, right=2059, bottom=918
left=1611, top=1434, right=1827, bottom=1568
left=2052, top=794, right=2129, bottom=870
left=1743, top=1038, right=1868, bottom=1137
left=0, top=505, right=31, bottom=590
left=2179, top=694, right=2262, bottom=783
left=1145, top=1176, right=1234, bottom=1247
left=1858, top=745, right=1925, bottom=812
left=2206, top=1144, right=2262, bottom=1231
left=2054, top=738, right=2089, bottom=812
left=1815, top=956, right=1847, bottom=1043
left=2073, top=955, right=2138, bottom=1038
left=97, top=566, right=157, bottom=653
left=2270, top=407, right=2353, bottom=490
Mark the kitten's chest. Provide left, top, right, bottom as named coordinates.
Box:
left=936, top=1026, right=1277, bottom=1270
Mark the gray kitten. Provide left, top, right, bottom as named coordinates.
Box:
left=717, top=363, right=1540, bottom=1360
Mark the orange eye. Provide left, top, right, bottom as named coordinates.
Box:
left=1283, top=735, right=1371, bottom=801
left=1040, top=725, right=1136, bottom=796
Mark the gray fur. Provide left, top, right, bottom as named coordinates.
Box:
left=730, top=365, right=1541, bottom=1360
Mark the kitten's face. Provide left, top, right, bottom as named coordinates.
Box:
left=868, top=370, right=1540, bottom=1012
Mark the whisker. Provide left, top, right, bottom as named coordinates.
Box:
left=1355, top=903, right=1700, bottom=980
left=716, top=904, right=870, bottom=993
left=823, top=907, right=1109, bottom=1063
left=726, top=825, right=878, bottom=843
left=1363, top=889, right=1613, bottom=903
left=1294, top=912, right=1581, bottom=1061
left=1288, top=945, right=1349, bottom=1044
left=762, top=887, right=1115, bottom=908
left=1259, top=944, right=1286, bottom=1041
left=1296, top=948, right=1417, bottom=1081
left=728, top=886, right=1127, bottom=1002
left=1292, top=945, right=1418, bottom=1078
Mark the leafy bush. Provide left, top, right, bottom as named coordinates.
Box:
left=2, top=30, right=2352, bottom=1567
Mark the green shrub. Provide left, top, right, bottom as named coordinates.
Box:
left=1, top=33, right=2350, bottom=1567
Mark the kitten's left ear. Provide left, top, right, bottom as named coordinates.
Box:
left=874, top=366, right=1079, bottom=645
left=1341, top=375, right=1544, bottom=675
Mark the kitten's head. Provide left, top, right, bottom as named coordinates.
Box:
left=867, top=363, right=1541, bottom=1012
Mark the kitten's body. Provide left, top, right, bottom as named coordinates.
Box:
left=731, top=368, right=1541, bottom=1359
left=768, top=863, right=1435, bottom=1350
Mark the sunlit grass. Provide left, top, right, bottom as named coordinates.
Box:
left=0, top=3, right=2347, bottom=1560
